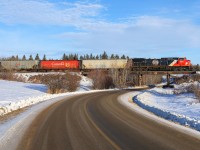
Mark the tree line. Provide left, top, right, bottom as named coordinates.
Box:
left=0, top=51, right=129, bottom=61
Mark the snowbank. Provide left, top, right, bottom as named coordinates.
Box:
left=133, top=87, right=200, bottom=131
left=119, top=92, right=200, bottom=138
left=0, top=80, right=66, bottom=116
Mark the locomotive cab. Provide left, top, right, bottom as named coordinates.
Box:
left=175, top=57, right=191, bottom=67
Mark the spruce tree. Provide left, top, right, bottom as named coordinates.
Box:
left=22, top=55, right=26, bottom=60
left=43, top=54, right=47, bottom=60
left=102, top=51, right=108, bottom=59
left=121, top=54, right=126, bottom=59
left=86, top=54, right=89, bottom=60
left=16, top=55, right=19, bottom=60
left=110, top=54, right=115, bottom=59
left=62, top=53, right=66, bottom=60
left=96, top=55, right=99, bottom=59
left=35, top=53, right=40, bottom=60
left=29, top=55, right=33, bottom=60
left=90, top=53, right=93, bottom=59
left=11, top=56, right=15, bottom=60
left=115, top=54, right=119, bottom=59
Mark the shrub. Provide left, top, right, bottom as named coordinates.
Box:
left=66, top=72, right=81, bottom=92
left=88, top=70, right=114, bottom=89
left=28, top=72, right=81, bottom=94
left=174, top=74, right=200, bottom=84
left=0, top=71, right=15, bottom=80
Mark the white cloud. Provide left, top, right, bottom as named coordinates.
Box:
left=0, top=1, right=199, bottom=63
left=56, top=16, right=200, bottom=57
left=0, top=0, right=103, bottom=26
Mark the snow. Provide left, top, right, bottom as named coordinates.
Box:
left=131, top=84, right=200, bottom=132
left=76, top=74, right=93, bottom=91
left=0, top=73, right=93, bottom=116
left=0, top=80, right=63, bottom=116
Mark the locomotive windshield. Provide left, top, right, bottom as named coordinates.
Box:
left=179, top=58, right=185, bottom=60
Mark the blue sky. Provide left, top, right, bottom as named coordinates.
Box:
left=0, top=0, right=200, bottom=64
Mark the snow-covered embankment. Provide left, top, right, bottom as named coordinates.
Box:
left=132, top=86, right=200, bottom=131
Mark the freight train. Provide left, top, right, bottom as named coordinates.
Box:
left=0, top=57, right=191, bottom=71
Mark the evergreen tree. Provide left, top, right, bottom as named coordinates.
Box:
left=22, top=55, right=26, bottom=60
left=74, top=54, right=78, bottom=60
left=115, top=54, right=119, bottom=59
left=43, top=54, right=47, bottom=60
left=35, top=53, right=40, bottom=60
left=16, top=55, right=19, bottom=60
left=90, top=53, right=93, bottom=59
left=68, top=54, right=73, bottom=60
left=80, top=55, right=84, bottom=60
left=96, top=55, right=99, bottom=59
left=11, top=56, right=15, bottom=60
left=62, top=53, right=66, bottom=60
left=29, top=55, right=33, bottom=60
left=86, top=54, right=89, bottom=60
left=110, top=54, right=115, bottom=59
left=102, top=51, right=108, bottom=59
left=121, top=54, right=126, bottom=59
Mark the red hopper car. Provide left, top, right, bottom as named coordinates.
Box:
left=40, top=60, right=79, bottom=70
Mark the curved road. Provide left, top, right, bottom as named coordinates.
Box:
left=17, top=90, right=200, bottom=150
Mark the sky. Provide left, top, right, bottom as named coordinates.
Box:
left=0, top=0, right=200, bottom=64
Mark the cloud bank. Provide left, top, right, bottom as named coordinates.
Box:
left=0, top=0, right=199, bottom=63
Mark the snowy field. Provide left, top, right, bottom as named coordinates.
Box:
left=0, top=73, right=93, bottom=116
left=132, top=84, right=200, bottom=131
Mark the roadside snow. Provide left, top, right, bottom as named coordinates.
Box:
left=0, top=80, right=64, bottom=116
left=0, top=73, right=93, bottom=116
left=119, top=92, right=200, bottom=139
left=131, top=85, right=200, bottom=132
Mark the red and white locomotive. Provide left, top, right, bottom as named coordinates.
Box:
left=131, top=57, right=191, bottom=71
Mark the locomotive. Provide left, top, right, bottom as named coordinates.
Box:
left=0, top=57, right=191, bottom=71
left=131, top=57, right=191, bottom=71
